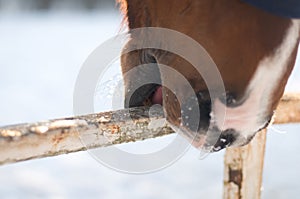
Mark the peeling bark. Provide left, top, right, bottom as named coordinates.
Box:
left=0, top=106, right=173, bottom=165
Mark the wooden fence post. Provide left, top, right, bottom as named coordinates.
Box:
left=223, top=129, right=267, bottom=199
left=223, top=93, right=300, bottom=199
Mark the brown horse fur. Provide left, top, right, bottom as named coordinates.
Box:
left=118, top=0, right=300, bottom=150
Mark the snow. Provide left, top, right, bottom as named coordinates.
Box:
left=0, top=10, right=299, bottom=198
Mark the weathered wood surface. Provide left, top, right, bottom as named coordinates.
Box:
left=273, top=93, right=300, bottom=124
left=223, top=93, right=300, bottom=199
left=223, top=130, right=267, bottom=199
left=0, top=106, right=173, bottom=165
left=0, top=93, right=299, bottom=166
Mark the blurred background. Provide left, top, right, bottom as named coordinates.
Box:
left=0, top=1, right=299, bottom=198
left=0, top=0, right=115, bottom=11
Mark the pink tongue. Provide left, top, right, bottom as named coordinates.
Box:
left=152, top=86, right=163, bottom=105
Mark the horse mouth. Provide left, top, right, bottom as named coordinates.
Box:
left=126, top=83, right=246, bottom=152
left=127, top=84, right=163, bottom=108
left=151, top=86, right=163, bottom=105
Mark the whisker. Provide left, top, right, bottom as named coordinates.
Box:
left=268, top=125, right=287, bottom=134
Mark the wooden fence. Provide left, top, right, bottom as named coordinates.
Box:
left=224, top=93, right=300, bottom=199
left=0, top=93, right=300, bottom=199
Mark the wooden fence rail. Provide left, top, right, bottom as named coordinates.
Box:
left=0, top=107, right=173, bottom=165
left=0, top=93, right=300, bottom=198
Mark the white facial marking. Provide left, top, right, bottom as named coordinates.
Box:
left=213, top=20, right=299, bottom=142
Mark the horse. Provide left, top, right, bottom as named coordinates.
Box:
left=118, top=0, right=300, bottom=151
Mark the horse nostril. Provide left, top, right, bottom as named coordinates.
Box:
left=219, top=92, right=237, bottom=107
left=212, top=129, right=237, bottom=152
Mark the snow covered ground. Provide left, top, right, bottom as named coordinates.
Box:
left=0, top=10, right=299, bottom=199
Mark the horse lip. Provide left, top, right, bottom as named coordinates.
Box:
left=127, top=84, right=162, bottom=107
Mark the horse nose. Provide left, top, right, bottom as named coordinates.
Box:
left=181, top=92, right=211, bottom=133
left=212, top=129, right=237, bottom=152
